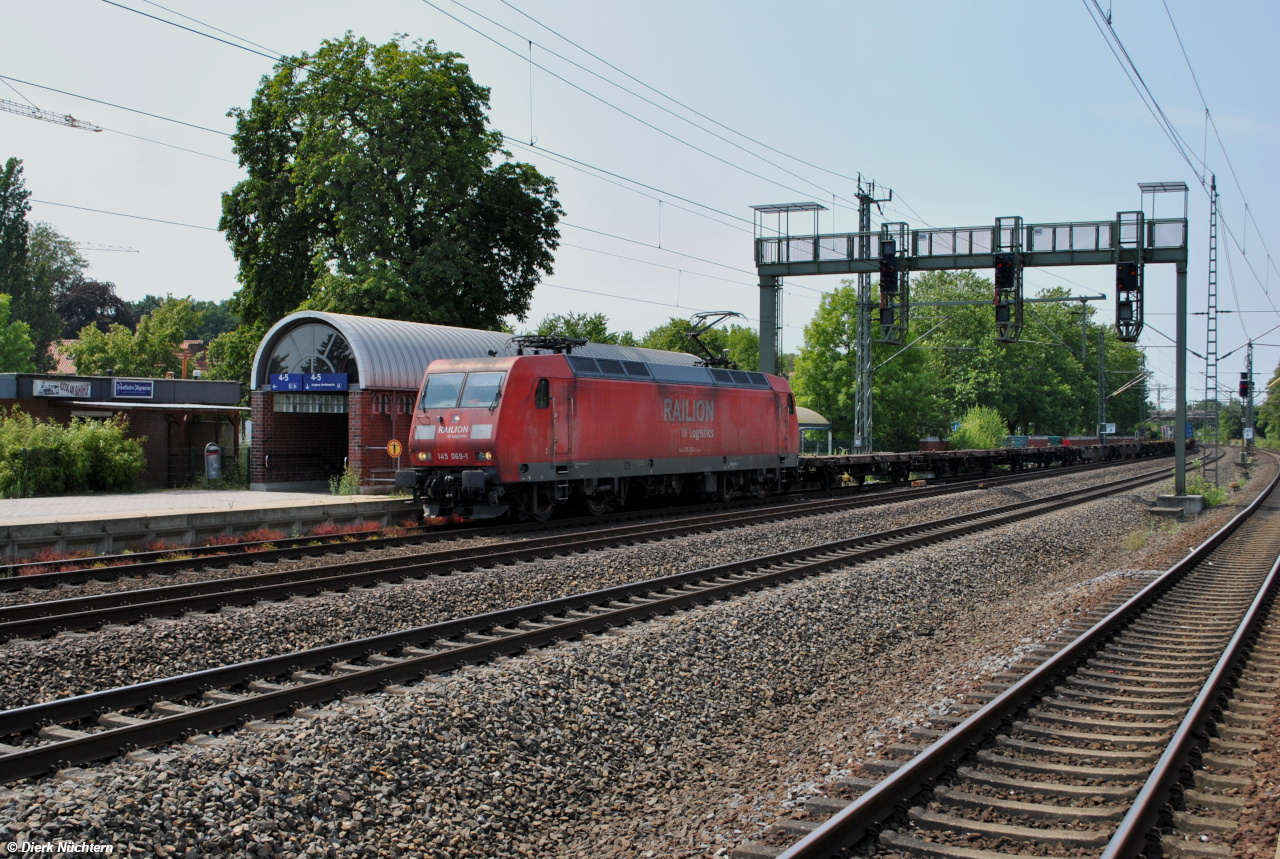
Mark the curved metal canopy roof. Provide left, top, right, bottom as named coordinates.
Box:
left=252, top=311, right=699, bottom=392
left=796, top=406, right=831, bottom=429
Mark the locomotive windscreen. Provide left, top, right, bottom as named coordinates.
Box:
left=421, top=373, right=465, bottom=409
left=460, top=372, right=506, bottom=408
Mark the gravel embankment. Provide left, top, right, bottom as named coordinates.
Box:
left=0, top=459, right=1174, bottom=709
left=5, top=453, right=1265, bottom=858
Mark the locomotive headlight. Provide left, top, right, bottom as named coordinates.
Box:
left=417, top=451, right=430, bottom=461
left=477, top=451, right=493, bottom=461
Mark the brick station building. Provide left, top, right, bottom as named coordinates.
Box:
left=249, top=311, right=696, bottom=492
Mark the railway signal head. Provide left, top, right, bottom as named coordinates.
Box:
left=1116, top=262, right=1139, bottom=292
left=1239, top=373, right=1251, bottom=398
left=993, top=253, right=1014, bottom=294
left=879, top=241, right=898, bottom=293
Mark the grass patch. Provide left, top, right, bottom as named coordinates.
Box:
left=1122, top=531, right=1148, bottom=552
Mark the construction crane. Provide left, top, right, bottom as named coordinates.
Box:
left=0, top=98, right=102, bottom=132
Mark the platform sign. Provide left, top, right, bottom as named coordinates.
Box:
left=1186, top=422, right=1194, bottom=438
left=303, top=373, right=348, bottom=392
left=386, top=439, right=402, bottom=457
left=1098, top=422, right=1116, bottom=435
left=270, top=373, right=303, bottom=392
left=113, top=379, right=154, bottom=399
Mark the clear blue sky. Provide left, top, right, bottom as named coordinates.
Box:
left=3, top=0, right=1277, bottom=400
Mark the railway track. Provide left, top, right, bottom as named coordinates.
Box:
left=0, top=456, right=1177, bottom=783
left=0, top=455, right=1169, bottom=588
left=734, top=451, right=1278, bottom=859
left=0, top=458, right=1182, bottom=642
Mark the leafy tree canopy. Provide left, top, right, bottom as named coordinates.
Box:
left=1257, top=359, right=1280, bottom=440
left=221, top=33, right=562, bottom=332
left=68, top=296, right=200, bottom=378
left=56, top=279, right=135, bottom=338
left=0, top=294, right=36, bottom=373
left=533, top=311, right=635, bottom=346
left=639, top=317, right=759, bottom=370
left=790, top=272, right=1148, bottom=451
left=128, top=295, right=240, bottom=343
left=24, top=223, right=87, bottom=367
left=0, top=158, right=30, bottom=300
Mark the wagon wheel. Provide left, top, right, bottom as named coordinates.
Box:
left=528, top=485, right=557, bottom=522
left=583, top=491, right=609, bottom=516
left=717, top=475, right=735, bottom=503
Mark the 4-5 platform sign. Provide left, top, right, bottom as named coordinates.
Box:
left=270, top=373, right=348, bottom=392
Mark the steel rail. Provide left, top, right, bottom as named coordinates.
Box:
left=0, top=466, right=1174, bottom=782
left=0, top=455, right=1169, bottom=588
left=0, top=460, right=1179, bottom=642
left=775, top=451, right=1278, bottom=859
left=1101, top=539, right=1280, bottom=858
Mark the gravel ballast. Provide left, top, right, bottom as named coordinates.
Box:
left=0, top=460, right=1176, bottom=710
left=4, top=453, right=1269, bottom=857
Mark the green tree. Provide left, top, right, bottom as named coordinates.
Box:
left=23, top=223, right=86, bottom=368
left=203, top=322, right=265, bottom=390
left=68, top=296, right=201, bottom=377
left=534, top=311, right=635, bottom=345
left=1257, top=359, right=1280, bottom=440
left=950, top=405, right=1008, bottom=450
left=221, top=33, right=561, bottom=331
left=0, top=294, right=36, bottom=372
left=639, top=317, right=759, bottom=369
left=0, top=158, right=30, bottom=300
left=790, top=281, right=949, bottom=450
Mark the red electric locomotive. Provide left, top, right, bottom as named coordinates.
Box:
left=395, top=348, right=800, bottom=520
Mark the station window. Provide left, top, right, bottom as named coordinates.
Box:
left=371, top=393, right=391, bottom=415
left=395, top=394, right=413, bottom=415
left=535, top=379, right=549, bottom=409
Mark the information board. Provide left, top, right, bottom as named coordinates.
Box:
left=113, top=379, right=154, bottom=399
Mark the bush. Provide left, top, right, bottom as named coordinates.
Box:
left=0, top=408, right=145, bottom=498
left=949, top=406, right=1008, bottom=451
left=1184, top=474, right=1228, bottom=508
left=329, top=464, right=362, bottom=496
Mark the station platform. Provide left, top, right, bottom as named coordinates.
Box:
left=0, top=490, right=416, bottom=563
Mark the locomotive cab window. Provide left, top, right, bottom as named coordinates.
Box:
left=460, top=372, right=506, bottom=408
left=787, top=394, right=796, bottom=414
left=421, top=373, right=465, bottom=410
left=534, top=378, right=550, bottom=409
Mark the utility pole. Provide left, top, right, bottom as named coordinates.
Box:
left=1245, top=341, right=1255, bottom=456
left=853, top=178, right=891, bottom=453
left=1204, top=175, right=1220, bottom=486
left=1097, top=326, right=1106, bottom=441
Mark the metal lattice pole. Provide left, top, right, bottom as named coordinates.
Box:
left=1204, top=175, right=1219, bottom=485
left=854, top=189, right=873, bottom=453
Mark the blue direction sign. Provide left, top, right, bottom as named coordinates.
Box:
left=303, top=373, right=348, bottom=392
left=270, top=373, right=304, bottom=392
left=1186, top=422, right=1194, bottom=438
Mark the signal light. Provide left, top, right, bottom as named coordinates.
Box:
left=993, top=253, right=1015, bottom=292
left=879, top=241, right=898, bottom=293
left=1240, top=373, right=1251, bottom=398
left=1116, top=262, right=1138, bottom=291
